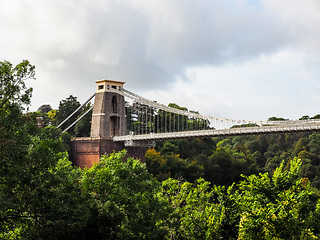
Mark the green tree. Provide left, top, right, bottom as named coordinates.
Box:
left=308, top=133, right=320, bottom=156
left=237, top=158, right=317, bottom=239
left=299, top=115, right=310, bottom=120
left=37, top=104, right=52, bottom=113
left=268, top=116, right=288, bottom=121
left=47, top=109, right=58, bottom=126
left=0, top=60, right=34, bottom=110
left=56, top=95, right=80, bottom=134
left=80, top=150, right=170, bottom=239
left=0, top=60, right=86, bottom=239
left=0, top=60, right=35, bottom=156
left=160, top=141, right=179, bottom=155
left=292, top=137, right=309, bottom=157
left=74, top=103, right=92, bottom=137
left=160, top=178, right=226, bottom=239
left=13, top=151, right=86, bottom=240
left=145, top=148, right=169, bottom=181
left=23, top=111, right=43, bottom=135
left=0, top=60, right=35, bottom=237
left=39, top=125, right=72, bottom=153
left=311, top=114, right=320, bottom=119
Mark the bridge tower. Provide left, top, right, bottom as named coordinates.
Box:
left=71, top=79, right=149, bottom=169
left=91, top=80, right=127, bottom=138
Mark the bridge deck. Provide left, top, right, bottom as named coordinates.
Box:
left=113, top=123, right=320, bottom=142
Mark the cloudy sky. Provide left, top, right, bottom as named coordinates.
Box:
left=2, top=0, right=320, bottom=121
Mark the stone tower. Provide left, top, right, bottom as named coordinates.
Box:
left=71, top=79, right=149, bottom=169
left=90, top=79, right=127, bottom=138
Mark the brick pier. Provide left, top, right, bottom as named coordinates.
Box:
left=71, top=137, right=149, bottom=169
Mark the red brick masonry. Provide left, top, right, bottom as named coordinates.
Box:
left=71, top=137, right=149, bottom=168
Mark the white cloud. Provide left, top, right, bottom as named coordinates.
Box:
left=1, top=0, right=320, bottom=121
left=45, top=59, right=66, bottom=69
left=263, top=0, right=320, bottom=56
left=142, top=49, right=320, bottom=121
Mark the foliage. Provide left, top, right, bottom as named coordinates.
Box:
left=160, top=178, right=225, bottom=239
left=37, top=104, right=52, bottom=113
left=268, top=116, right=288, bottom=121
left=74, top=103, right=92, bottom=137
left=149, top=127, right=320, bottom=189
left=0, top=61, right=36, bottom=236
left=0, top=60, right=35, bottom=155
left=1, top=126, right=169, bottom=238
left=231, top=123, right=259, bottom=128
left=145, top=147, right=204, bottom=183
left=150, top=137, right=259, bottom=186
left=80, top=150, right=170, bottom=239
left=4, top=59, right=320, bottom=239
left=158, top=158, right=320, bottom=239
left=237, top=158, right=317, bottom=239
left=56, top=95, right=81, bottom=134
left=47, top=109, right=58, bottom=125
left=0, top=60, right=85, bottom=238
left=0, top=60, right=34, bottom=110
left=145, top=148, right=168, bottom=181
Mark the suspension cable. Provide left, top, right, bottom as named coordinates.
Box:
left=62, top=106, right=93, bottom=133
left=57, top=92, right=96, bottom=129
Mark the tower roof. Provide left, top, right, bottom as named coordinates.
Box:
left=95, top=79, right=125, bottom=92
left=95, top=79, right=125, bottom=85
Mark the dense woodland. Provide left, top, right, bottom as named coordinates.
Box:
left=147, top=131, right=320, bottom=188
left=2, top=60, right=320, bottom=239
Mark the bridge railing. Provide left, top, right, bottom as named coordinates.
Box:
left=114, top=120, right=320, bottom=142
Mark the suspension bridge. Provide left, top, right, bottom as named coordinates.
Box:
left=65, top=80, right=320, bottom=168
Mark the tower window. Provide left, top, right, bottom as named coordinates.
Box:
left=98, top=85, right=104, bottom=90
left=112, top=96, right=117, bottom=113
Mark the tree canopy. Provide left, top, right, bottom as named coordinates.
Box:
left=3, top=59, right=320, bottom=239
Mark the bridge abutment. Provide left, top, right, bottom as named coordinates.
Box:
left=71, top=137, right=149, bottom=168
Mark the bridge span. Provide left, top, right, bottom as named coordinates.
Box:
left=68, top=79, right=320, bottom=168
left=115, top=121, right=320, bottom=145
